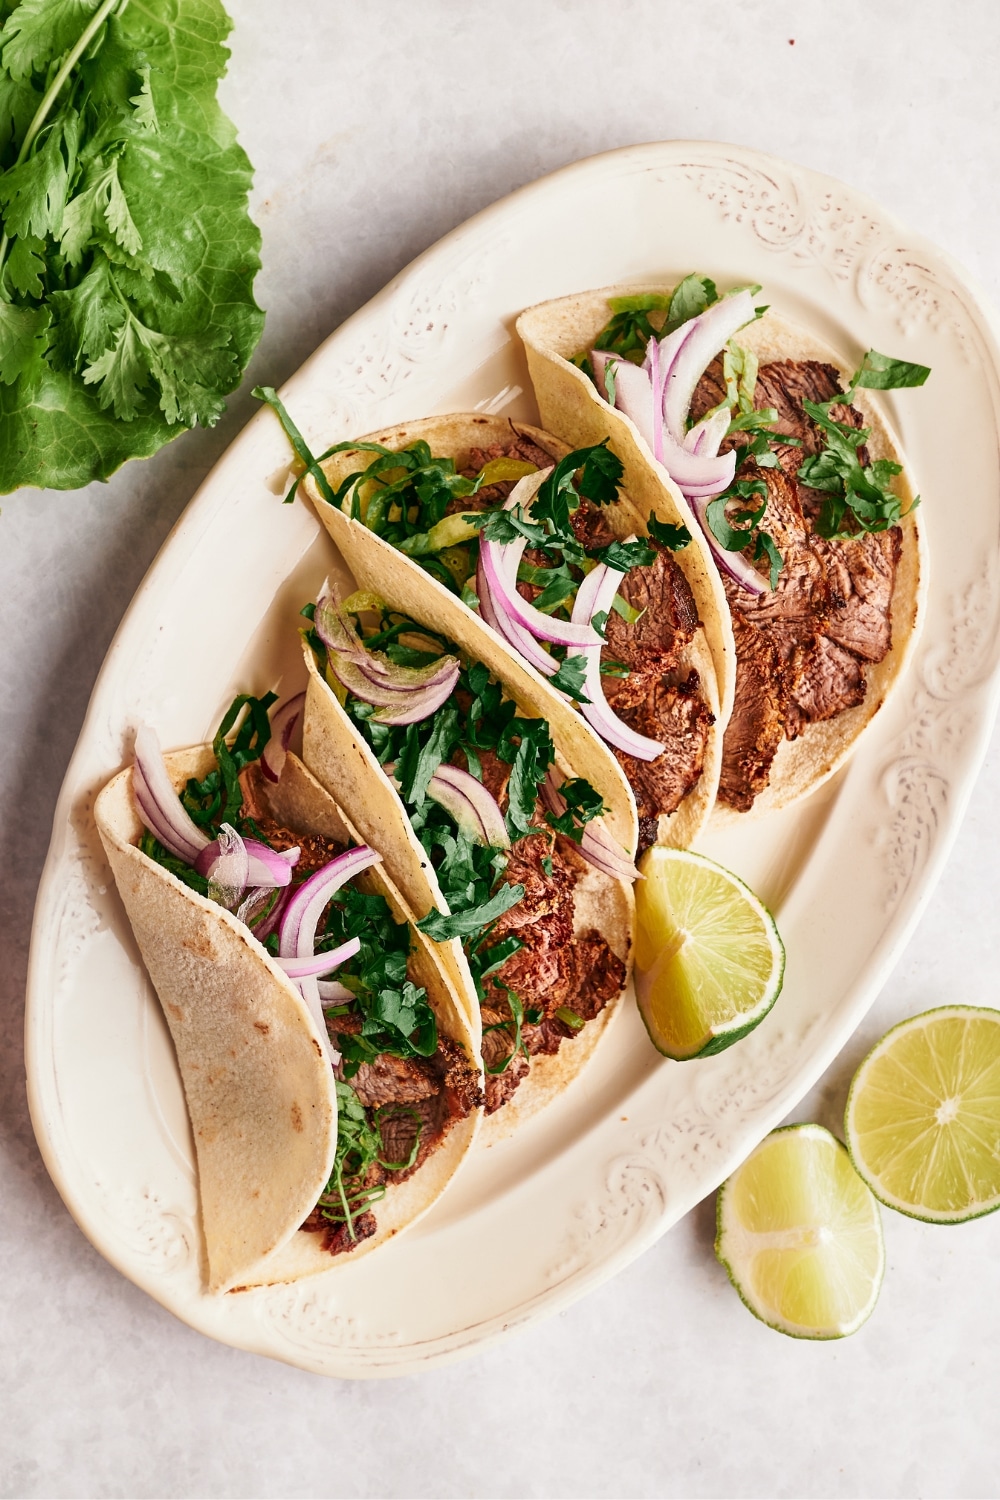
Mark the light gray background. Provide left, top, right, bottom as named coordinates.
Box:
left=3, top=3, right=999, bottom=1496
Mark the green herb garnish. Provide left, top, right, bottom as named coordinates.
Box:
left=0, top=0, right=263, bottom=492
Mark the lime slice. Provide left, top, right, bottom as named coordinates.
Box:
left=845, top=1005, right=1000, bottom=1223
left=633, top=847, right=784, bottom=1060
left=716, top=1123, right=885, bottom=1339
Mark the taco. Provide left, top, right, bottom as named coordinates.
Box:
left=94, top=692, right=481, bottom=1292
left=297, top=570, right=635, bottom=1128
left=256, top=402, right=723, bottom=853
left=516, top=277, right=929, bottom=818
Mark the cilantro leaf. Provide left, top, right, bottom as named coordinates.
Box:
left=0, top=0, right=263, bottom=493
left=417, top=881, right=525, bottom=943
left=666, top=273, right=718, bottom=331
left=544, top=776, right=605, bottom=843
left=594, top=537, right=657, bottom=571
left=646, top=515, right=692, bottom=550
left=0, top=295, right=48, bottom=382
left=547, top=652, right=589, bottom=702
left=852, top=349, right=931, bottom=391
left=0, top=0, right=101, bottom=83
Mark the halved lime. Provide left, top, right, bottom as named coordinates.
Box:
left=845, top=1005, right=1000, bottom=1223
left=634, top=847, right=784, bottom=1060
left=716, top=1123, right=885, bottom=1339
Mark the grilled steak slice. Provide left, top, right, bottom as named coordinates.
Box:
left=612, top=673, right=714, bottom=849
left=570, top=500, right=618, bottom=552
left=785, top=635, right=867, bottom=738
left=719, top=618, right=791, bottom=812
left=449, top=435, right=554, bottom=512
left=301, top=1209, right=378, bottom=1257
left=344, top=1051, right=439, bottom=1110
left=602, top=533, right=701, bottom=679
left=814, top=527, right=901, bottom=662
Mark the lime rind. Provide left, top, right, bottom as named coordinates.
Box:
left=845, top=1005, right=1000, bottom=1224
left=634, top=848, right=785, bottom=1061
left=715, top=1124, right=885, bottom=1339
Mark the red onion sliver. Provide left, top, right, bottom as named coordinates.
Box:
left=476, top=551, right=565, bottom=685
left=685, top=407, right=730, bottom=457
left=206, top=823, right=250, bottom=907
left=318, top=979, right=354, bottom=1003
left=661, top=289, right=755, bottom=442
left=133, top=725, right=210, bottom=864
left=325, top=652, right=460, bottom=723
left=570, top=562, right=666, bottom=762
left=260, top=691, right=305, bottom=784
left=275, top=939, right=361, bottom=980
left=278, top=846, right=382, bottom=960
left=540, top=771, right=638, bottom=883
left=427, top=763, right=510, bottom=847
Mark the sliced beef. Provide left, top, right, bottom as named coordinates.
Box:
left=613, top=674, right=714, bottom=849
left=718, top=618, right=791, bottom=812
left=301, top=1209, right=378, bottom=1257
left=448, top=434, right=554, bottom=513
left=343, top=1051, right=438, bottom=1110
left=602, top=535, right=701, bottom=679
left=570, top=500, right=618, bottom=552
left=785, top=635, right=867, bottom=738
left=814, top=527, right=901, bottom=662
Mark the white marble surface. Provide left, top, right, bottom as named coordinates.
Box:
left=4, top=2, right=1000, bottom=1495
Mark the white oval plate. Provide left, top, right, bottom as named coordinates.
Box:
left=26, top=142, right=1000, bottom=1378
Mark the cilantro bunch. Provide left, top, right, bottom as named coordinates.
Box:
left=0, top=0, right=263, bottom=492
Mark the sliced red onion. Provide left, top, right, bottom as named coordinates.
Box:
left=685, top=407, right=730, bottom=457
left=133, top=725, right=211, bottom=864
left=426, top=763, right=510, bottom=847
left=325, top=652, right=460, bottom=725
left=195, top=834, right=297, bottom=888
left=260, top=691, right=305, bottom=784
left=278, top=846, right=382, bottom=961
left=661, top=289, right=755, bottom=443
left=610, top=355, right=735, bottom=493
left=476, top=551, right=565, bottom=686
left=275, top=939, right=361, bottom=980
left=251, top=884, right=291, bottom=943
left=570, top=561, right=666, bottom=762
left=318, top=979, right=354, bottom=1003
left=479, top=477, right=601, bottom=651
left=540, top=772, right=639, bottom=883
left=194, top=823, right=249, bottom=908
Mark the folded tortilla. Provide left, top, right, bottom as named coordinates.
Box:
left=302, top=412, right=721, bottom=850
left=295, top=535, right=636, bottom=1135
left=95, top=747, right=480, bottom=1292
left=517, top=290, right=926, bottom=819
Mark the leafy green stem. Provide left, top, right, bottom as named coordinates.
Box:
left=0, top=0, right=125, bottom=286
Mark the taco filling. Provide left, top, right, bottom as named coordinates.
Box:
left=262, top=407, right=717, bottom=853
left=689, top=357, right=903, bottom=809
left=131, top=692, right=481, bottom=1252
left=303, top=589, right=629, bottom=1113
left=571, top=275, right=929, bottom=812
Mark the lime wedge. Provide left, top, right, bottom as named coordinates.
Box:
left=845, top=1005, right=1000, bottom=1223
left=633, top=847, right=784, bottom=1060
left=716, top=1123, right=885, bottom=1339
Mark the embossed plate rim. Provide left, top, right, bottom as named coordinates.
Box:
left=26, top=141, right=1000, bottom=1377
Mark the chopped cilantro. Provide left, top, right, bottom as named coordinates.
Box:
left=646, top=515, right=692, bottom=550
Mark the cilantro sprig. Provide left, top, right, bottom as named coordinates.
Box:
left=0, top=0, right=263, bottom=491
